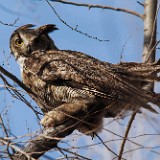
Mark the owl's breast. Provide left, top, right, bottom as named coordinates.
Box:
left=22, top=70, right=61, bottom=111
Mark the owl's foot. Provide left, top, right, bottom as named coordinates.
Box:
left=40, top=110, right=67, bottom=128
left=40, top=102, right=91, bottom=128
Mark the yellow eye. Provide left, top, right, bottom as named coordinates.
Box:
left=15, top=39, right=23, bottom=47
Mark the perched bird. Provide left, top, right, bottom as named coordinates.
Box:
left=10, top=24, right=160, bottom=135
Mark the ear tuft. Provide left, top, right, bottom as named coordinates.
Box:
left=37, top=24, right=58, bottom=34
left=17, top=24, right=35, bottom=31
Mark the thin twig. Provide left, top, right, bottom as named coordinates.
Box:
left=57, top=147, right=92, bottom=160
left=146, top=40, right=160, bottom=62
left=95, top=133, right=125, bottom=159
left=118, top=111, right=137, bottom=160
left=0, top=18, right=19, bottom=27
left=0, top=137, right=37, bottom=160
left=137, top=1, right=144, bottom=7
left=0, top=116, right=14, bottom=160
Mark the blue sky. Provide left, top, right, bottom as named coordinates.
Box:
left=0, top=0, right=160, bottom=159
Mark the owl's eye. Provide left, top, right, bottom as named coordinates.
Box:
left=15, top=39, right=23, bottom=47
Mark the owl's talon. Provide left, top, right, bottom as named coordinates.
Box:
left=41, top=114, right=55, bottom=128
left=40, top=110, right=66, bottom=128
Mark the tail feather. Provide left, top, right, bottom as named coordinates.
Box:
left=142, top=104, right=158, bottom=113
left=112, top=61, right=160, bottom=83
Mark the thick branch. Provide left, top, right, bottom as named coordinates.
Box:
left=142, top=0, right=157, bottom=90
left=14, top=108, right=107, bottom=159
left=51, top=0, right=143, bottom=19
left=13, top=120, right=77, bottom=160
left=142, top=0, right=157, bottom=63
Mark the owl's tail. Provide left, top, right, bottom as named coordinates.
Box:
left=113, top=61, right=160, bottom=113
left=112, top=60, right=160, bottom=83
left=133, top=90, right=160, bottom=113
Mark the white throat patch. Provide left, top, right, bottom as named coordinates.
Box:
left=16, top=56, right=26, bottom=76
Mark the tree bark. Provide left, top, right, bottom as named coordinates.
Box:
left=142, top=0, right=157, bottom=90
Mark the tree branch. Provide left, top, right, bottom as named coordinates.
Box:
left=13, top=113, right=89, bottom=159
left=51, top=0, right=144, bottom=19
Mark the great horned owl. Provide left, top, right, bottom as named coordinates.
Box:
left=10, top=24, right=160, bottom=135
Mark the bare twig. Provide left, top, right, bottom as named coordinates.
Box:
left=0, top=18, right=19, bottom=27
left=123, top=146, right=160, bottom=156
left=120, top=33, right=135, bottom=62
left=57, top=147, right=92, bottom=160
left=0, top=116, right=14, bottom=159
left=118, top=111, right=137, bottom=160
left=137, top=1, right=144, bottom=7
left=51, top=0, right=144, bottom=19
left=0, top=137, right=37, bottom=160
left=95, top=133, right=124, bottom=159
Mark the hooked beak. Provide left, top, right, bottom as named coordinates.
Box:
left=27, top=44, right=32, bottom=55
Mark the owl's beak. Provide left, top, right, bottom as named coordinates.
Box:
left=27, top=45, right=32, bottom=54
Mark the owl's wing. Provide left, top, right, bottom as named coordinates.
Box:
left=25, top=50, right=124, bottom=99
left=25, top=50, right=160, bottom=111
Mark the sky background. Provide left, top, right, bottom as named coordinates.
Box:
left=0, top=0, right=160, bottom=160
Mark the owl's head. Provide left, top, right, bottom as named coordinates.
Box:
left=10, top=24, right=58, bottom=62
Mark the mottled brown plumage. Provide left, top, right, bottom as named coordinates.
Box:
left=10, top=24, right=160, bottom=135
